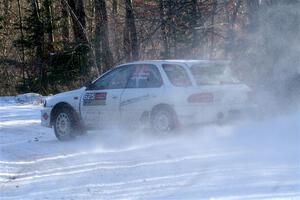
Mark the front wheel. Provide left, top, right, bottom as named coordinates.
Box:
left=151, top=108, right=176, bottom=134
left=54, top=108, right=76, bottom=141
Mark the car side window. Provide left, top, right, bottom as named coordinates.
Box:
left=126, top=64, right=163, bottom=88
left=92, top=66, right=134, bottom=90
left=162, top=64, right=192, bottom=87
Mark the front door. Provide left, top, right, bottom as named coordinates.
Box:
left=80, top=65, right=134, bottom=129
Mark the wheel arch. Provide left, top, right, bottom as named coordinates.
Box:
left=150, top=103, right=180, bottom=131
left=50, top=102, right=78, bottom=126
left=150, top=103, right=178, bottom=123
left=151, top=103, right=174, bottom=114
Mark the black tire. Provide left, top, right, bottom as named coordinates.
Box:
left=151, top=107, right=176, bottom=134
left=53, top=107, right=76, bottom=141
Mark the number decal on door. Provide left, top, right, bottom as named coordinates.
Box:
left=83, top=93, right=107, bottom=106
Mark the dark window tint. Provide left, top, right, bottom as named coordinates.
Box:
left=127, top=64, right=163, bottom=88
left=162, top=64, right=192, bottom=87
left=92, top=66, right=134, bottom=90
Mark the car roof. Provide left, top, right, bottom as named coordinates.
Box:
left=121, top=59, right=229, bottom=67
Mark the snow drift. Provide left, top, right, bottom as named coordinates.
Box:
left=0, top=99, right=299, bottom=199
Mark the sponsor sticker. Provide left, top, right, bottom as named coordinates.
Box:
left=83, top=92, right=107, bottom=106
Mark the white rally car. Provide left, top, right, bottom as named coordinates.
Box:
left=41, top=60, right=253, bottom=141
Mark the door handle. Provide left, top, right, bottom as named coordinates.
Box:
left=112, top=96, right=118, bottom=99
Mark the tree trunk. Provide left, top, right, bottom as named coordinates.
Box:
left=3, top=0, right=10, bottom=26
left=16, top=0, right=26, bottom=81
left=61, top=0, right=69, bottom=47
left=112, top=0, right=120, bottom=61
left=43, top=0, right=54, bottom=51
left=31, top=0, right=46, bottom=92
left=224, top=0, right=242, bottom=57
left=246, top=0, right=260, bottom=31
left=166, top=0, right=176, bottom=57
left=67, top=0, right=89, bottom=75
left=210, top=0, right=217, bottom=58
left=159, top=0, right=170, bottom=59
left=67, top=0, right=87, bottom=44
left=94, top=0, right=113, bottom=73
left=191, top=0, right=199, bottom=48
left=124, top=0, right=139, bottom=61
left=87, top=0, right=94, bottom=39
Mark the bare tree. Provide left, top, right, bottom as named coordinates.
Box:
left=61, top=0, right=70, bottom=46
left=67, top=0, right=88, bottom=43
left=111, top=0, right=121, bottom=61
left=210, top=0, right=218, bottom=58
left=246, top=0, right=260, bottom=31
left=44, top=0, right=54, bottom=50
left=94, top=0, right=113, bottom=72
left=124, top=0, right=139, bottom=61
left=191, top=0, right=199, bottom=48
left=159, top=0, right=169, bottom=58
left=16, top=0, right=26, bottom=80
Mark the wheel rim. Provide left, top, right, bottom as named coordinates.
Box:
left=153, top=111, right=171, bottom=132
left=56, top=113, right=71, bottom=136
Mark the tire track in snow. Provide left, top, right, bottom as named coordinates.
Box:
left=0, top=139, right=173, bottom=164
left=3, top=169, right=299, bottom=200
left=1, top=172, right=198, bottom=199
left=0, top=151, right=239, bottom=182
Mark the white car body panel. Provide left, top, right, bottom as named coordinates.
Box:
left=120, top=87, right=165, bottom=128
left=41, top=60, right=253, bottom=130
left=80, top=89, right=124, bottom=128
left=41, top=88, right=85, bottom=127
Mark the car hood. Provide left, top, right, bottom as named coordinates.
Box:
left=52, top=88, right=85, bottom=98
left=46, top=87, right=86, bottom=107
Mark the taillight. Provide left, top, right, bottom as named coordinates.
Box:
left=188, top=93, right=214, bottom=103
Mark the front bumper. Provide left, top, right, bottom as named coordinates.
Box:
left=41, top=107, right=52, bottom=127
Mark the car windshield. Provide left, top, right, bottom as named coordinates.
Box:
left=190, top=62, right=239, bottom=85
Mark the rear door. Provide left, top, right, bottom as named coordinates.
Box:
left=161, top=63, right=218, bottom=122
left=120, top=64, right=164, bottom=127
left=80, top=65, right=134, bottom=128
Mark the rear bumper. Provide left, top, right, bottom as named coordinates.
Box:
left=174, top=103, right=258, bottom=125
left=41, top=107, right=52, bottom=128
left=225, top=104, right=258, bottom=121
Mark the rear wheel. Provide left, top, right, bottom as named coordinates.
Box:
left=151, top=107, right=176, bottom=134
left=54, top=108, right=76, bottom=141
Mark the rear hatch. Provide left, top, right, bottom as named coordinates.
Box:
left=187, top=62, right=251, bottom=105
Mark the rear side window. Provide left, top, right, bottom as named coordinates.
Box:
left=162, top=64, right=192, bottom=87
left=127, top=64, right=163, bottom=88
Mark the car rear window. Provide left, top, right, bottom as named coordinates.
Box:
left=162, top=64, right=192, bottom=87
left=190, top=63, right=239, bottom=85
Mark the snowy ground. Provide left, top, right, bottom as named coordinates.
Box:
left=0, top=100, right=300, bottom=200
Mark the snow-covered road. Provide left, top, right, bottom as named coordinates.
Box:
left=0, top=103, right=300, bottom=200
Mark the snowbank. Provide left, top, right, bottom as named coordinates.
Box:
left=0, top=93, right=44, bottom=106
